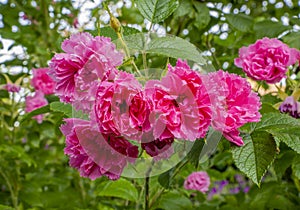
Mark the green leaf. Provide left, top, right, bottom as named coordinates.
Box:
left=119, top=33, right=207, bottom=65
left=50, top=102, right=72, bottom=117
left=0, top=89, right=9, bottom=98
left=174, top=0, right=192, bottom=18
left=20, top=104, right=50, bottom=123
left=253, top=20, right=292, bottom=38
left=193, top=2, right=211, bottom=30
left=255, top=112, right=300, bottom=132
left=272, top=133, right=300, bottom=154
left=259, top=103, right=278, bottom=114
left=232, top=132, right=276, bottom=186
left=0, top=204, right=14, bottom=210
left=147, top=35, right=206, bottom=64
left=158, top=191, right=192, bottom=210
left=96, top=178, right=138, bottom=201
left=93, top=26, right=140, bottom=41
left=136, top=0, right=179, bottom=23
left=158, top=167, right=175, bottom=189
left=0, top=145, right=36, bottom=167
left=292, top=155, right=300, bottom=179
left=225, top=13, right=253, bottom=32
left=283, top=32, right=300, bottom=49
left=274, top=150, right=296, bottom=180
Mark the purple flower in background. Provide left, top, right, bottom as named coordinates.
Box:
left=21, top=138, right=27, bottom=144
left=207, top=180, right=229, bottom=200
left=229, top=186, right=240, bottom=194
left=184, top=171, right=210, bottom=193
left=279, top=96, right=299, bottom=118
left=217, top=180, right=229, bottom=191
left=3, top=83, right=21, bottom=93
left=243, top=186, right=250, bottom=193
left=207, top=187, right=218, bottom=200
left=235, top=174, right=246, bottom=186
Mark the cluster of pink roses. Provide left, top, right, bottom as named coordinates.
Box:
left=48, top=32, right=262, bottom=180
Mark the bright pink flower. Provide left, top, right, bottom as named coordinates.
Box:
left=73, top=55, right=119, bottom=112
left=168, top=59, right=212, bottom=138
left=49, top=32, right=123, bottom=104
left=145, top=63, right=209, bottom=141
left=94, top=71, right=148, bottom=140
left=61, top=118, right=138, bottom=180
left=3, top=83, right=20, bottom=93
left=184, top=171, right=210, bottom=193
left=31, top=68, right=56, bottom=95
left=204, top=70, right=261, bottom=146
left=235, top=37, right=300, bottom=83
left=25, top=91, right=48, bottom=123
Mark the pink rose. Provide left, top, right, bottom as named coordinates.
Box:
left=49, top=32, right=123, bottom=104
left=184, top=171, right=210, bottom=193
left=168, top=59, right=212, bottom=138
left=145, top=64, right=210, bottom=141
left=3, top=83, right=21, bottom=93
left=94, top=71, right=146, bottom=140
left=73, top=55, right=119, bottom=112
left=234, top=37, right=300, bottom=83
left=25, top=91, right=48, bottom=123
left=204, top=70, right=261, bottom=146
left=61, top=118, right=138, bottom=180
left=31, top=68, right=55, bottom=95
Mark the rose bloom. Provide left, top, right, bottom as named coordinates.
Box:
left=168, top=59, right=211, bottom=138
left=49, top=32, right=123, bottom=104
left=235, top=37, right=300, bottom=84
left=184, top=171, right=210, bottom=193
left=25, top=91, right=48, bottom=123
left=204, top=70, right=261, bottom=146
left=145, top=62, right=210, bottom=141
left=94, top=71, right=149, bottom=140
left=61, top=118, right=138, bottom=180
left=3, top=83, right=21, bottom=93
left=31, top=68, right=55, bottom=95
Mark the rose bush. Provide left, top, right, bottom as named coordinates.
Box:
left=1, top=1, right=300, bottom=210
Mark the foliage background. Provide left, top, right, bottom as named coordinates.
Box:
left=0, top=0, right=300, bottom=209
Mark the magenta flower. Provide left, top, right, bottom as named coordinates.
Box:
left=145, top=62, right=211, bottom=141
left=61, top=118, right=138, bottom=180
left=25, top=91, right=48, bottom=123
left=168, top=59, right=212, bottom=138
left=73, top=55, right=119, bottom=112
left=3, top=83, right=21, bottom=93
left=94, top=71, right=147, bottom=140
left=31, top=68, right=56, bottom=95
left=279, top=96, right=299, bottom=118
left=49, top=32, right=123, bottom=104
left=204, top=70, right=261, bottom=146
left=184, top=171, right=210, bottom=193
left=235, top=37, right=300, bottom=83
